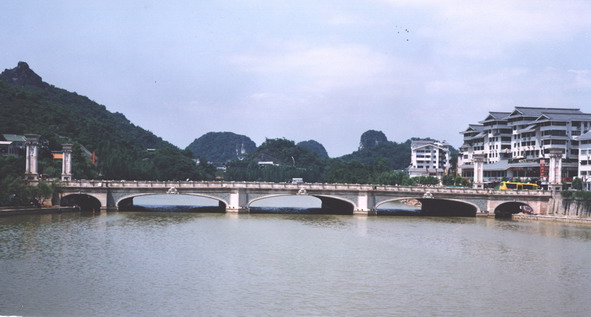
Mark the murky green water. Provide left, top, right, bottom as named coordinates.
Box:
left=1, top=210, right=590, bottom=316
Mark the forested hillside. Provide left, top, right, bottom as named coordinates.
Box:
left=0, top=62, right=214, bottom=181
left=296, top=140, right=329, bottom=159
left=186, top=132, right=256, bottom=162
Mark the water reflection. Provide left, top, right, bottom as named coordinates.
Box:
left=1, top=210, right=591, bottom=317
left=376, top=201, right=420, bottom=216
left=278, top=213, right=352, bottom=229
left=495, top=219, right=591, bottom=241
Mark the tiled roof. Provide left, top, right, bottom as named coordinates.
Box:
left=509, top=107, right=583, bottom=118
left=2, top=134, right=26, bottom=142
left=460, top=124, right=484, bottom=134
left=534, top=112, right=591, bottom=122
left=481, top=111, right=511, bottom=122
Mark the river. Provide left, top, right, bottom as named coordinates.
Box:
left=1, top=195, right=590, bottom=316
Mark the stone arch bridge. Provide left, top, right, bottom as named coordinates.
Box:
left=59, top=180, right=554, bottom=217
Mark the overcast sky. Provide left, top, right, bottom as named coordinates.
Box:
left=2, top=0, right=591, bottom=157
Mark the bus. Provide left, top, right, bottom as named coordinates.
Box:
left=499, top=181, right=539, bottom=190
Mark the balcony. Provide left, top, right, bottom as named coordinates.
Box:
left=540, top=125, right=568, bottom=132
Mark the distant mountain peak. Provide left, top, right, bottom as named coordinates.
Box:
left=0, top=61, right=45, bottom=88
left=359, top=130, right=388, bottom=150
left=186, top=132, right=257, bottom=162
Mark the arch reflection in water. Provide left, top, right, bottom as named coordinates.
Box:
left=375, top=200, right=421, bottom=216
left=249, top=195, right=330, bottom=214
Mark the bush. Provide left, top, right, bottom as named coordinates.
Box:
left=561, top=191, right=573, bottom=199
left=574, top=191, right=591, bottom=200
left=561, top=190, right=591, bottom=201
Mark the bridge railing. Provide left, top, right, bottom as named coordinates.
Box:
left=59, top=180, right=553, bottom=196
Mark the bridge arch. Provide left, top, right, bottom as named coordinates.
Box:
left=248, top=194, right=355, bottom=214
left=376, top=197, right=480, bottom=214
left=375, top=197, right=422, bottom=209
left=418, top=198, right=480, bottom=217
left=115, top=193, right=229, bottom=211
left=61, top=194, right=102, bottom=212
left=494, top=201, right=533, bottom=218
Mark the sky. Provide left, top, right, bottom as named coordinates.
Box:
left=2, top=0, right=591, bottom=157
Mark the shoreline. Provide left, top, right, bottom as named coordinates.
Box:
left=512, top=213, right=591, bottom=225
left=478, top=212, right=591, bottom=225
left=0, top=206, right=79, bottom=217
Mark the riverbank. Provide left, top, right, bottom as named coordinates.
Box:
left=512, top=213, right=591, bottom=225
left=0, top=206, right=79, bottom=217
left=477, top=212, right=591, bottom=224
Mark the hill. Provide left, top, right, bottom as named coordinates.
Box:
left=224, top=138, right=329, bottom=182
left=0, top=62, right=213, bottom=180
left=340, top=131, right=411, bottom=170
left=186, top=132, right=256, bottom=162
left=296, top=140, right=329, bottom=159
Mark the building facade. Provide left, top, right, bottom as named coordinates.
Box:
left=577, top=131, right=591, bottom=190
left=459, top=107, right=591, bottom=184
left=0, top=134, right=26, bottom=156
left=409, top=139, right=450, bottom=178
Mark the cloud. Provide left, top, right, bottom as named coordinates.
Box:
left=229, top=42, right=413, bottom=94
left=326, top=13, right=362, bottom=26
left=377, top=0, right=591, bottom=58
left=568, top=69, right=591, bottom=90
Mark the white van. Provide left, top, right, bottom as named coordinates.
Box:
left=291, top=178, right=304, bottom=184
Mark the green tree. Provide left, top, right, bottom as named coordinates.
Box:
left=572, top=177, right=583, bottom=190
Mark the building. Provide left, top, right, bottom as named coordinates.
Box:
left=459, top=107, right=591, bottom=184
left=408, top=139, right=450, bottom=178
left=577, top=131, right=591, bottom=190
left=0, top=134, right=26, bottom=156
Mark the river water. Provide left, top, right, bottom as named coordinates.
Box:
left=1, top=196, right=591, bottom=316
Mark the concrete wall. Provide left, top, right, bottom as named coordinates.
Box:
left=548, top=197, right=591, bottom=218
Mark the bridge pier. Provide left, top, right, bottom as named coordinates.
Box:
left=61, top=144, right=73, bottom=181
left=24, top=134, right=40, bottom=181
left=354, top=191, right=377, bottom=216
left=226, top=188, right=250, bottom=213
left=353, top=209, right=377, bottom=216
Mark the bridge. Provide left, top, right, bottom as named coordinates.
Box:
left=58, top=180, right=554, bottom=217
left=17, top=134, right=556, bottom=217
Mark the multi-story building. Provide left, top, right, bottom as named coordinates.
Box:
left=459, top=107, right=591, bottom=184
left=409, top=139, right=450, bottom=178
left=577, top=131, right=591, bottom=190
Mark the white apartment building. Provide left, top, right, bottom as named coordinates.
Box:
left=409, top=139, right=450, bottom=178
left=577, top=131, right=591, bottom=190
left=459, top=107, right=591, bottom=183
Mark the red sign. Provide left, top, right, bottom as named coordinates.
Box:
left=540, top=160, right=549, bottom=178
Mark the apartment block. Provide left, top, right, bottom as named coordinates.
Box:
left=409, top=139, right=450, bottom=178
left=459, top=107, right=591, bottom=184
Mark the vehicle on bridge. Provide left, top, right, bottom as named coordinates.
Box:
left=499, top=181, right=539, bottom=190
left=291, top=178, right=304, bottom=184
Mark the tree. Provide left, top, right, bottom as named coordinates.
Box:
left=30, top=181, right=60, bottom=206
left=572, top=177, right=583, bottom=190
